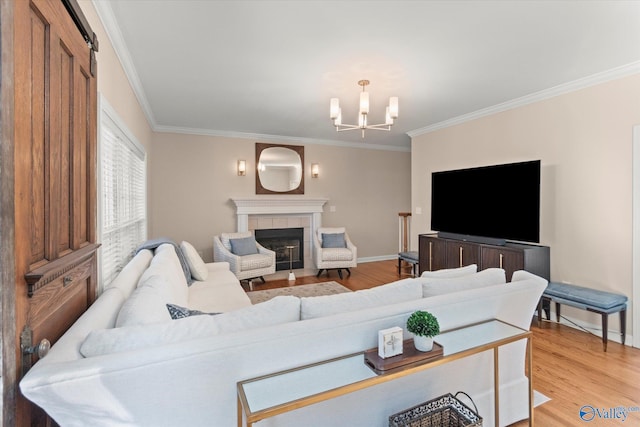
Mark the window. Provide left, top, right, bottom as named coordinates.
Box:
left=99, top=97, right=147, bottom=289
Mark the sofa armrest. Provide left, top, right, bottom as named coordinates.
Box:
left=206, top=262, right=230, bottom=271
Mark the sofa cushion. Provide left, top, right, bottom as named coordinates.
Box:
left=187, top=264, right=252, bottom=313
left=180, top=241, right=208, bottom=281
left=320, top=247, right=354, bottom=262
left=139, top=244, right=189, bottom=305
left=300, top=279, right=422, bottom=320
left=239, top=253, right=272, bottom=271
left=80, top=296, right=301, bottom=357
left=322, top=233, right=346, bottom=248
left=420, top=264, right=478, bottom=278
left=115, top=281, right=173, bottom=327
left=230, top=236, right=259, bottom=256
left=421, top=268, right=506, bottom=297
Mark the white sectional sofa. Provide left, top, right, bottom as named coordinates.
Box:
left=20, top=244, right=547, bottom=427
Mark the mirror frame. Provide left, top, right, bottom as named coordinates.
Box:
left=255, top=142, right=305, bottom=195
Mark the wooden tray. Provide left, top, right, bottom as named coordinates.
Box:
left=364, top=339, right=443, bottom=374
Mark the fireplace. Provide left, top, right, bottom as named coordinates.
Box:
left=255, top=228, right=304, bottom=271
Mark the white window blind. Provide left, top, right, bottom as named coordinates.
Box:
left=99, top=101, right=147, bottom=289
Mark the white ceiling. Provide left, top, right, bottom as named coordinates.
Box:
left=95, top=1, right=640, bottom=150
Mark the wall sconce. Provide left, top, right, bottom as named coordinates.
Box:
left=311, top=163, right=319, bottom=178
left=237, top=160, right=246, bottom=176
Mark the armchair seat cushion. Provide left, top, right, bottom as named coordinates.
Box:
left=240, top=253, right=273, bottom=271
left=321, top=247, right=354, bottom=262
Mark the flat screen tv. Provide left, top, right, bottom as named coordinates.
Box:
left=431, top=160, right=540, bottom=245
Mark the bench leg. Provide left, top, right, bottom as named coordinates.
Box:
left=602, top=313, right=609, bottom=352
left=397, top=258, right=402, bottom=275
left=555, top=302, right=561, bottom=322
left=621, top=309, right=627, bottom=346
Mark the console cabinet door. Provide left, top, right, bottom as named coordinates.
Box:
left=481, top=246, right=524, bottom=282
left=419, top=236, right=447, bottom=273
left=445, top=241, right=480, bottom=269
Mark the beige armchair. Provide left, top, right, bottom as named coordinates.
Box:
left=213, top=232, right=275, bottom=289
left=313, top=227, right=357, bottom=279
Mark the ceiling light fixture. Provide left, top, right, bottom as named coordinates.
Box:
left=330, top=80, right=398, bottom=138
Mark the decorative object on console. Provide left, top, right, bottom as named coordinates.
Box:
left=255, top=142, right=304, bottom=194
left=330, top=79, right=398, bottom=138
left=314, top=227, right=357, bottom=279
left=378, top=326, right=403, bottom=359
left=406, top=310, right=440, bottom=352
left=237, top=159, right=246, bottom=176
left=311, top=163, right=319, bottom=178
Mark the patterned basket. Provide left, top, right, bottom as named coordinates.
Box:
left=389, top=392, right=482, bottom=427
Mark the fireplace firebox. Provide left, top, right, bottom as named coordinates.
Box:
left=254, top=228, right=304, bottom=271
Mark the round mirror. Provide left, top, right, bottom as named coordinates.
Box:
left=256, top=143, right=304, bottom=194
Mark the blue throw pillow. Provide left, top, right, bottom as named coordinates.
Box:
left=166, top=304, right=219, bottom=319
left=230, top=236, right=259, bottom=256
left=322, top=233, right=346, bottom=248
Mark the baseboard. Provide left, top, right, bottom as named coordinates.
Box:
left=358, top=254, right=398, bottom=263
left=536, top=310, right=633, bottom=347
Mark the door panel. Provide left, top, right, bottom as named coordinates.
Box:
left=10, top=0, right=99, bottom=424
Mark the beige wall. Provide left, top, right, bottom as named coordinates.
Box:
left=411, top=73, right=640, bottom=336
left=79, top=1, right=153, bottom=152
left=149, top=133, right=411, bottom=263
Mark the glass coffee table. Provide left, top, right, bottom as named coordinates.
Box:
left=237, top=319, right=533, bottom=426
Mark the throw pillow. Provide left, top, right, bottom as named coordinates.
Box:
left=321, top=233, right=346, bottom=248
left=229, top=236, right=259, bottom=256
left=180, top=241, right=208, bottom=281
left=166, top=303, right=219, bottom=319
left=420, top=264, right=478, bottom=279
left=421, top=268, right=506, bottom=297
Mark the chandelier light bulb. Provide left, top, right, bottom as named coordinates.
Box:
left=330, top=98, right=340, bottom=120
left=329, top=79, right=398, bottom=137
left=389, top=97, right=399, bottom=119
left=359, top=91, right=369, bottom=115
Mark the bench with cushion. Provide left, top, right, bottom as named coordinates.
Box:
left=538, top=282, right=627, bottom=351
left=398, top=250, right=419, bottom=277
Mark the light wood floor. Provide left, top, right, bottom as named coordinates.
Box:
left=261, top=260, right=640, bottom=426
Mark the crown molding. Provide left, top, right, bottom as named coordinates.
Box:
left=408, top=61, right=640, bottom=137
left=153, top=125, right=411, bottom=152
left=92, top=0, right=158, bottom=129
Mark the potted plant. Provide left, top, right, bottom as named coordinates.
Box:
left=406, top=310, right=440, bottom=352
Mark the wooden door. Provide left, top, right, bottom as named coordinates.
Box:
left=481, top=246, right=524, bottom=282
left=2, top=0, right=99, bottom=425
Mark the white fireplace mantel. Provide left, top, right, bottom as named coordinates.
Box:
left=231, top=197, right=329, bottom=232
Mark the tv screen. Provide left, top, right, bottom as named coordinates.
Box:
left=431, top=160, right=540, bottom=243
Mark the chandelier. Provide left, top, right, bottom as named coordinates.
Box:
left=330, top=80, right=398, bottom=137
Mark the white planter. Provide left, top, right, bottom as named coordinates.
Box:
left=413, top=335, right=434, bottom=352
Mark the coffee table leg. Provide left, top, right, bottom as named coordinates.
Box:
left=528, top=337, right=534, bottom=426
left=494, top=347, right=499, bottom=427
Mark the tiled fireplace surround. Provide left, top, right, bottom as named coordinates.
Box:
left=231, top=197, right=328, bottom=278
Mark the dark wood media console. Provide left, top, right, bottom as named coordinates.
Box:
left=419, top=234, right=550, bottom=281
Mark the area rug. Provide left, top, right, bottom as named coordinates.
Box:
left=247, top=281, right=350, bottom=304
